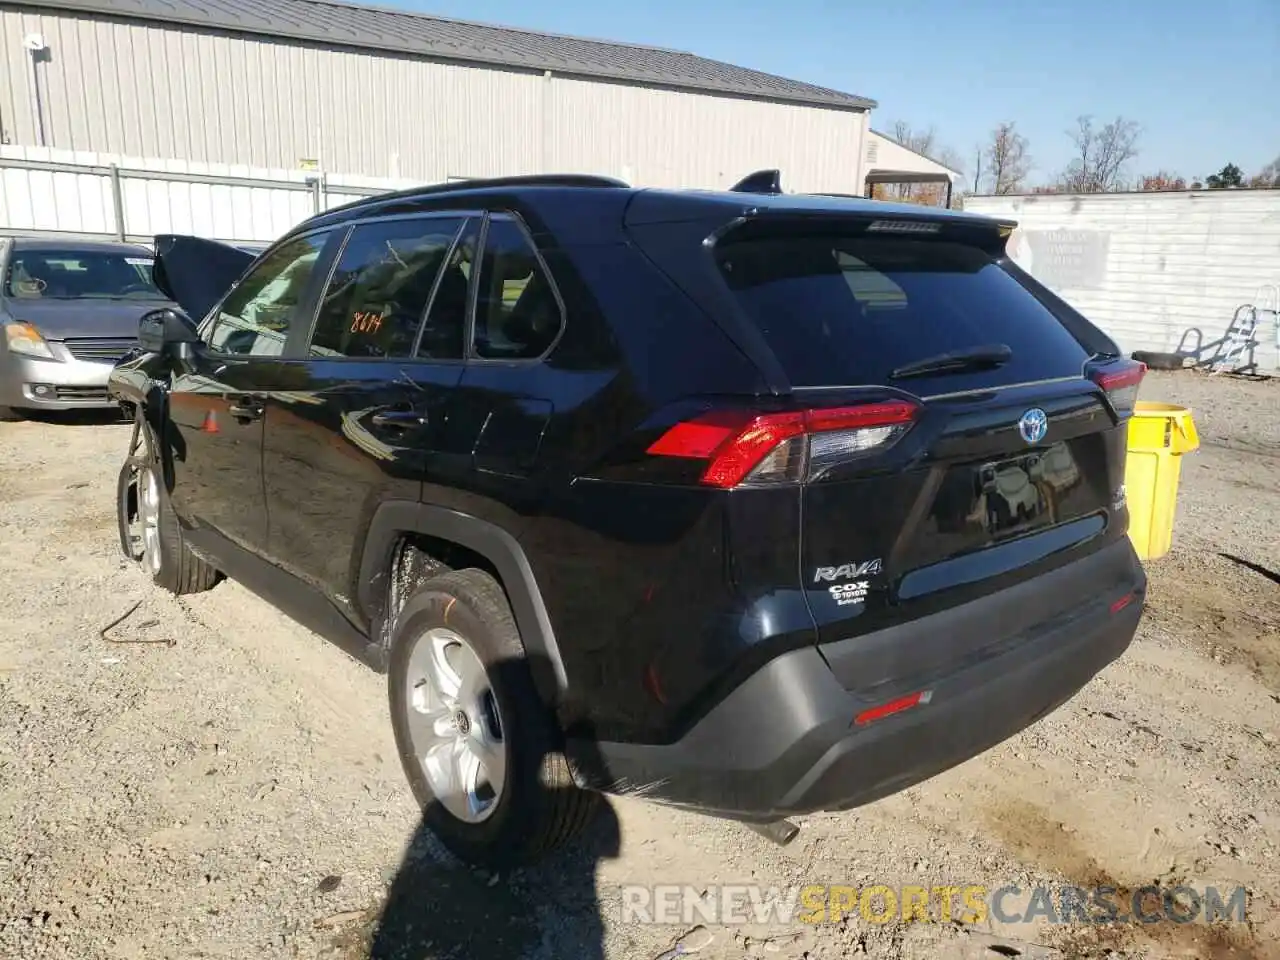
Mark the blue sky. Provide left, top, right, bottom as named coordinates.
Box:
left=400, top=0, right=1278, bottom=187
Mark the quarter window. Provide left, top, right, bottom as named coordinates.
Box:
left=207, top=233, right=330, bottom=356
left=472, top=217, right=562, bottom=360
left=310, top=218, right=466, bottom=360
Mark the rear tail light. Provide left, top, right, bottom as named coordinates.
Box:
left=1089, top=360, right=1146, bottom=417
left=1110, top=592, right=1136, bottom=614
left=854, top=689, right=932, bottom=726
left=646, top=400, right=918, bottom=488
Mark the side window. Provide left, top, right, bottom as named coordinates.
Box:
left=472, top=217, right=563, bottom=360
left=207, top=232, right=330, bottom=356
left=310, top=217, right=465, bottom=360
left=415, top=220, right=478, bottom=360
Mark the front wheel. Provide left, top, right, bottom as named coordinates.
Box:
left=388, top=568, right=599, bottom=867
left=117, top=429, right=219, bottom=595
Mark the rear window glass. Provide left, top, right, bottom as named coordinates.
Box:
left=714, top=235, right=1088, bottom=388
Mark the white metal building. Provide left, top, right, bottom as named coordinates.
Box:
left=864, top=130, right=960, bottom=185
left=0, top=0, right=878, bottom=194
left=967, top=189, right=1280, bottom=374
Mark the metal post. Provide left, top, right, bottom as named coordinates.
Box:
left=108, top=164, right=127, bottom=240
left=28, top=50, right=46, bottom=148
left=307, top=175, right=322, bottom=214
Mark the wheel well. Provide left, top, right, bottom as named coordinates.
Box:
left=379, top=532, right=505, bottom=650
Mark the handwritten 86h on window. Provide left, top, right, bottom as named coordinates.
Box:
left=350, top=311, right=384, bottom=334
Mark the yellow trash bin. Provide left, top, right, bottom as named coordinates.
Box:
left=1123, top=401, right=1200, bottom=561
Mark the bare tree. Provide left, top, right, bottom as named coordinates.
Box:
left=937, top=145, right=965, bottom=175
left=972, top=144, right=983, bottom=194
left=984, top=122, right=1031, bottom=194
left=892, top=120, right=938, bottom=160
left=1058, top=115, right=1141, bottom=192
left=1248, top=154, right=1279, bottom=187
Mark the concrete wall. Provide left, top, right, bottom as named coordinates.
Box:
left=968, top=190, right=1280, bottom=374
left=0, top=8, right=867, bottom=193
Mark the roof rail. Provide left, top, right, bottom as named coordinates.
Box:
left=318, top=173, right=631, bottom=219
left=730, top=169, right=783, bottom=195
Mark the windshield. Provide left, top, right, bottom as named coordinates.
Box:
left=4, top=249, right=165, bottom=300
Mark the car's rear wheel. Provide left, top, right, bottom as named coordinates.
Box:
left=388, top=568, right=599, bottom=867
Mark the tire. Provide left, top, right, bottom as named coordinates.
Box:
left=133, top=457, right=219, bottom=595
left=388, top=568, right=599, bottom=867
left=1131, top=350, right=1185, bottom=371
left=0, top=407, right=22, bottom=422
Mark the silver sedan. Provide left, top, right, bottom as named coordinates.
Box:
left=0, top=236, right=174, bottom=419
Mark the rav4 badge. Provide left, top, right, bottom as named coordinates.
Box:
left=813, top=559, right=882, bottom=583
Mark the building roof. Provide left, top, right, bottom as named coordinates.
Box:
left=869, top=130, right=962, bottom=178
left=27, top=0, right=876, bottom=112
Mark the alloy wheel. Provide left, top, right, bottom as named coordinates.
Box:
left=403, top=626, right=507, bottom=823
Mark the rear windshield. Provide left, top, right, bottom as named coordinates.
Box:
left=714, top=234, right=1088, bottom=388
left=5, top=249, right=163, bottom=300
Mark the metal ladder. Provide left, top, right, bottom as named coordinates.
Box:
left=1212, top=305, right=1257, bottom=375
left=1257, top=284, right=1280, bottom=372
left=1212, top=285, right=1277, bottom=375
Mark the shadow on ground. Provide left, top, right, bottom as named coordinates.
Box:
left=8, top=409, right=129, bottom=427
left=353, top=803, right=622, bottom=960
left=338, top=653, right=624, bottom=960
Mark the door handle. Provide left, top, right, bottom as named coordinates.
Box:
left=370, top=409, right=428, bottom=429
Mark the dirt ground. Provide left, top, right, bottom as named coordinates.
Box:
left=0, top=369, right=1277, bottom=960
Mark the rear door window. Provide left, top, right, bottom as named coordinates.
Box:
left=415, top=220, right=477, bottom=360
left=714, top=233, right=1089, bottom=388
left=310, top=217, right=466, bottom=360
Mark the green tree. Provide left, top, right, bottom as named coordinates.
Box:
left=1206, top=163, right=1244, bottom=188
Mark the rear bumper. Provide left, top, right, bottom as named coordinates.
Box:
left=0, top=347, right=116, bottom=409
left=578, top=538, right=1145, bottom=820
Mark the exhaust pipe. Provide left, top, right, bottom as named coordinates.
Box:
left=746, top=819, right=800, bottom=846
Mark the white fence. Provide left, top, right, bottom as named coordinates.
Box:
left=967, top=189, right=1280, bottom=375
left=0, top=145, right=418, bottom=245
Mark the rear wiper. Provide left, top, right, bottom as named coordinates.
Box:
left=890, top=344, right=1013, bottom=380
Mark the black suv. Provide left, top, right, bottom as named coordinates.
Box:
left=109, top=173, right=1147, bottom=866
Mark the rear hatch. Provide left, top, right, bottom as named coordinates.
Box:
left=631, top=205, right=1143, bottom=666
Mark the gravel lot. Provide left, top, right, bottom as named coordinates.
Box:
left=1, top=369, right=1277, bottom=960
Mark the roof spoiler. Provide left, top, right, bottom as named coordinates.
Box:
left=729, top=169, right=783, bottom=195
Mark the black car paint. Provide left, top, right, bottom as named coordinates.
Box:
left=110, top=181, right=1145, bottom=818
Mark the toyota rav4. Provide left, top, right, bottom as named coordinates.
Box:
left=108, top=172, right=1147, bottom=866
